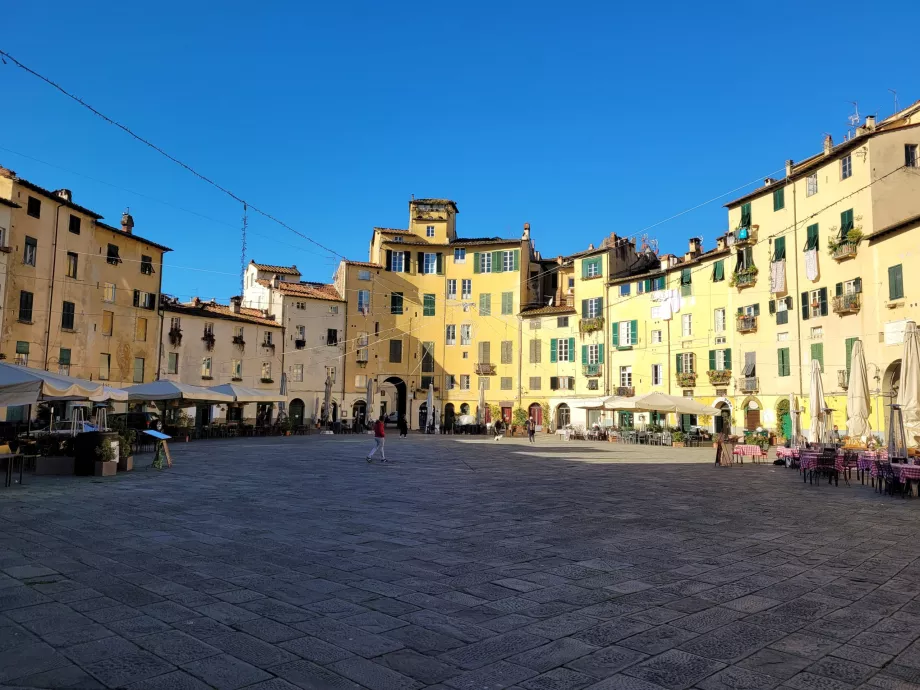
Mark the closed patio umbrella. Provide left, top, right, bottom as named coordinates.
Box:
left=278, top=373, right=287, bottom=418
left=809, top=359, right=827, bottom=443
left=425, top=383, right=434, bottom=432
left=366, top=377, right=374, bottom=423
left=846, top=339, right=871, bottom=439
left=790, top=394, right=802, bottom=445
left=323, top=375, right=333, bottom=426
left=477, top=380, right=486, bottom=425
left=899, top=320, right=920, bottom=447
left=313, top=396, right=320, bottom=424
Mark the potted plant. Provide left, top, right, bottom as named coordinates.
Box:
left=511, top=408, right=528, bottom=436
left=541, top=402, right=551, bottom=433
left=672, top=430, right=686, bottom=448
left=117, top=428, right=136, bottom=471
left=94, top=438, right=118, bottom=476
left=174, top=411, right=192, bottom=442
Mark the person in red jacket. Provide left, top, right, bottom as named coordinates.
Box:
left=366, top=415, right=387, bottom=463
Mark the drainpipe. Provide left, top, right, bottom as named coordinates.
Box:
left=792, top=179, right=804, bottom=398
left=42, top=202, right=64, bottom=371
left=155, top=254, right=165, bottom=381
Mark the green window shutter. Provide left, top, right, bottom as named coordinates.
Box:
left=491, top=250, right=503, bottom=273
left=581, top=299, right=589, bottom=318
left=768, top=299, right=776, bottom=315
left=819, top=287, right=828, bottom=316
left=835, top=282, right=843, bottom=297
left=417, top=252, right=424, bottom=273
left=473, top=252, right=481, bottom=274
left=550, top=339, right=557, bottom=363
left=854, top=277, right=862, bottom=293
left=801, top=291, right=810, bottom=320
left=643, top=279, right=651, bottom=292
left=840, top=209, right=854, bottom=236
left=778, top=348, right=788, bottom=377
left=737, top=306, right=744, bottom=316
left=597, top=347, right=604, bottom=364
left=773, top=187, right=785, bottom=211
left=889, top=264, right=904, bottom=300
left=59, top=348, right=71, bottom=365
left=513, top=250, right=520, bottom=271
left=403, top=251, right=412, bottom=273
left=753, top=303, right=760, bottom=316
left=676, top=354, right=683, bottom=374
left=630, top=320, right=638, bottom=344
left=568, top=337, right=575, bottom=358
left=597, top=296, right=604, bottom=315
left=811, top=343, right=824, bottom=370
left=385, top=249, right=393, bottom=271
left=423, top=294, right=435, bottom=316
left=436, top=253, right=444, bottom=274
left=724, top=348, right=732, bottom=368
left=773, top=236, right=786, bottom=262
left=612, top=322, right=619, bottom=347
left=845, top=337, right=857, bottom=373
left=581, top=345, right=588, bottom=365
left=581, top=260, right=589, bottom=279
left=709, top=350, right=716, bottom=371
left=741, top=202, right=752, bottom=228
left=681, top=268, right=691, bottom=286
left=806, top=224, right=819, bottom=251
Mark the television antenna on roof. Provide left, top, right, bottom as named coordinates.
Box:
left=848, top=101, right=861, bottom=127
left=889, top=89, right=899, bottom=114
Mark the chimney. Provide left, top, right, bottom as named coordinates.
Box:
left=0, top=166, right=16, bottom=179
left=865, top=115, right=876, bottom=131
left=688, top=237, right=702, bottom=256
left=823, top=134, right=833, bottom=155
left=54, top=189, right=72, bottom=202
left=785, top=159, right=794, bottom=177
left=193, top=297, right=201, bottom=307
left=763, top=177, right=775, bottom=186
left=522, top=222, right=530, bottom=240
left=587, top=243, right=594, bottom=251
left=272, top=275, right=280, bottom=289
left=716, top=236, right=726, bottom=251
left=121, top=209, right=134, bottom=234
left=230, top=296, right=241, bottom=314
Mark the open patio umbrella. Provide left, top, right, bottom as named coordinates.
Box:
left=846, top=339, right=871, bottom=439
left=425, top=383, right=434, bottom=432
left=207, top=383, right=285, bottom=403
left=603, top=395, right=639, bottom=411
left=809, top=359, right=827, bottom=443
left=0, top=362, right=123, bottom=407
left=366, top=377, right=374, bottom=423
left=323, top=375, right=333, bottom=426
left=899, top=320, right=920, bottom=447
left=123, top=380, right=234, bottom=403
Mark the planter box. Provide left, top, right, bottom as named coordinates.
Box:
left=118, top=456, right=134, bottom=472
left=672, top=442, right=685, bottom=448
left=34, top=456, right=75, bottom=475
left=94, top=461, right=117, bottom=477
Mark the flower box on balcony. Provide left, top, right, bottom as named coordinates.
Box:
left=262, top=342, right=275, bottom=352
left=474, top=363, right=495, bottom=375
left=231, top=377, right=243, bottom=382
left=708, top=370, right=732, bottom=385
left=738, top=376, right=759, bottom=393
left=202, top=333, right=215, bottom=351
left=736, top=315, right=757, bottom=333
left=201, top=375, right=213, bottom=381
left=730, top=268, right=758, bottom=289
left=260, top=378, right=274, bottom=384
left=676, top=372, right=697, bottom=387
left=294, top=339, right=306, bottom=349
left=832, top=293, right=860, bottom=315
left=831, top=242, right=858, bottom=261
left=583, top=364, right=602, bottom=377
left=169, top=327, right=183, bottom=346
left=615, top=386, right=635, bottom=397
left=579, top=317, right=605, bottom=334
left=232, top=335, right=245, bottom=349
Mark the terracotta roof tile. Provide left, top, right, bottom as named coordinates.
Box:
left=346, top=260, right=381, bottom=268
left=163, top=298, right=281, bottom=327
left=250, top=261, right=301, bottom=275
left=374, top=227, right=412, bottom=234
left=256, top=279, right=344, bottom=302
left=520, top=304, right=577, bottom=317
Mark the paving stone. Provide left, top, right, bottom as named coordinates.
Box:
left=678, top=621, right=786, bottom=663
left=133, top=630, right=221, bottom=664
left=83, top=651, right=176, bottom=687
left=566, top=645, right=649, bottom=678
left=384, top=623, right=466, bottom=652
left=194, top=601, right=261, bottom=625
left=364, top=596, right=422, bottom=616
left=124, top=670, right=215, bottom=689
left=580, top=673, right=670, bottom=688
left=63, top=635, right=139, bottom=665
left=8, top=662, right=105, bottom=689
left=328, top=655, right=424, bottom=690
left=722, top=595, right=782, bottom=613
left=3, top=565, right=58, bottom=579
left=769, top=633, right=840, bottom=660
left=293, top=616, right=404, bottom=657
left=696, top=664, right=780, bottom=690
left=519, top=667, right=597, bottom=690
left=440, top=630, right=549, bottom=670
left=572, top=619, right=654, bottom=647
left=620, top=625, right=699, bottom=655
left=270, top=659, right=364, bottom=689
left=508, top=637, right=599, bottom=672
left=106, top=615, right=173, bottom=639
left=669, top=606, right=745, bottom=633
left=232, top=616, right=303, bottom=643
left=278, top=633, right=354, bottom=664
left=0, top=641, right=70, bottom=683
left=341, top=610, right=410, bottom=633
left=0, top=621, right=38, bottom=651
left=375, top=648, right=459, bottom=684
left=522, top=613, right=598, bottom=640
left=180, top=653, right=271, bottom=689
left=239, top=597, right=316, bottom=623
left=783, top=670, right=857, bottom=690
left=806, top=656, right=876, bottom=685
left=206, top=630, right=297, bottom=668
left=623, top=649, right=726, bottom=690
left=444, top=660, right=538, bottom=690
left=737, top=649, right=813, bottom=680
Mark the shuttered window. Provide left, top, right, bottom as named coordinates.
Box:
left=478, top=341, right=491, bottom=363
left=811, top=343, right=824, bottom=371
left=845, top=337, right=858, bottom=375
left=423, top=294, right=435, bottom=316
left=840, top=209, right=854, bottom=237
left=501, top=292, right=513, bottom=315
left=479, top=293, right=491, bottom=316
left=889, top=264, right=904, bottom=300
left=501, top=341, right=513, bottom=364
left=773, top=236, right=786, bottom=262
left=529, top=339, right=541, bottom=364
left=805, top=224, right=819, bottom=251
left=773, top=187, right=785, bottom=211
left=778, top=348, right=791, bottom=377
left=389, top=339, right=402, bottom=363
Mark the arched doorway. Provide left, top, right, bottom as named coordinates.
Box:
left=352, top=400, right=367, bottom=426
left=444, top=403, right=455, bottom=429
left=289, top=398, right=305, bottom=426
left=744, top=399, right=761, bottom=431
left=383, top=376, right=408, bottom=425
left=885, top=360, right=901, bottom=405
left=557, top=403, right=570, bottom=428
left=528, top=402, right=543, bottom=430
left=714, top=401, right=732, bottom=435
left=418, top=402, right=428, bottom=430
left=776, top=399, right=791, bottom=440
left=460, top=403, right=470, bottom=415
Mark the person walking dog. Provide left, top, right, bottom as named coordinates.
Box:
left=367, top=415, right=387, bottom=462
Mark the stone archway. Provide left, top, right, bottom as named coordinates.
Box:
left=741, top=397, right=762, bottom=431
left=557, top=403, right=571, bottom=428
left=460, top=403, right=470, bottom=415
left=383, top=376, right=408, bottom=425
left=714, top=400, right=732, bottom=435
left=528, top=402, right=543, bottom=429
left=884, top=359, right=902, bottom=405
left=289, top=398, right=305, bottom=427
left=352, top=400, right=367, bottom=426
left=444, top=403, right=456, bottom=429
left=776, top=399, right=791, bottom=440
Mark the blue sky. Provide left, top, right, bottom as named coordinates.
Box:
left=1, top=1, right=916, bottom=301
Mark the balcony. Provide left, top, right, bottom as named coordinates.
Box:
left=615, top=386, right=635, bottom=397
left=583, top=363, right=602, bottom=377
left=731, top=268, right=758, bottom=289
left=676, top=372, right=697, bottom=387
left=579, top=317, right=605, bottom=334
left=262, top=342, right=276, bottom=352
left=474, top=362, right=496, bottom=375
left=838, top=369, right=849, bottom=390
left=831, top=242, right=858, bottom=261
left=708, top=370, right=732, bottom=386
left=730, top=227, right=757, bottom=247
left=202, top=332, right=215, bottom=351
left=832, top=293, right=860, bottom=315
left=168, top=327, right=182, bottom=346
left=232, top=335, right=246, bottom=349
left=736, top=315, right=757, bottom=333
left=294, top=339, right=306, bottom=349
left=738, top=376, right=759, bottom=393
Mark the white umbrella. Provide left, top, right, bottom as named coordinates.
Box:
left=790, top=393, right=802, bottom=445
left=278, top=372, right=288, bottom=417
left=631, top=392, right=716, bottom=415
left=899, top=320, right=920, bottom=447
left=846, top=339, right=871, bottom=439
left=366, top=377, right=374, bottom=423
left=207, top=383, right=285, bottom=403
left=425, top=383, right=434, bottom=431
left=0, top=362, right=120, bottom=406
left=323, top=375, right=333, bottom=425
left=123, top=380, right=234, bottom=403
left=477, top=380, right=486, bottom=425
left=313, top=396, right=320, bottom=424
left=603, top=395, right=640, bottom=411
left=809, top=359, right=827, bottom=443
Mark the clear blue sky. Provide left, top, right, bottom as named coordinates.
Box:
left=1, top=1, right=916, bottom=301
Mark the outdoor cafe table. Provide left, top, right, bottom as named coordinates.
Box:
left=1, top=453, right=24, bottom=488
left=732, top=444, right=765, bottom=463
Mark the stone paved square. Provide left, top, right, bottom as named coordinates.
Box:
left=4, top=434, right=920, bottom=689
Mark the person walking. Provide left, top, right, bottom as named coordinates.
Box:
left=398, top=415, right=408, bottom=438
left=527, top=416, right=536, bottom=443
left=493, top=418, right=504, bottom=441
left=367, top=415, right=387, bottom=462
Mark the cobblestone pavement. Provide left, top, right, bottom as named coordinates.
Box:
left=3, top=435, right=920, bottom=689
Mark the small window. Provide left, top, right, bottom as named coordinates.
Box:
left=292, top=364, right=304, bottom=382
left=479, top=253, right=492, bottom=273
left=479, top=293, right=491, bottom=317
left=460, top=375, right=471, bottom=390
left=501, top=377, right=513, bottom=390
left=325, top=366, right=336, bottom=383
left=619, top=366, right=633, bottom=387
left=557, top=316, right=569, bottom=328
left=447, top=279, right=457, bottom=300
left=15, top=341, right=29, bottom=366
left=135, top=317, right=147, bottom=342
left=58, top=348, right=71, bottom=376
left=906, top=144, right=918, bottom=168
left=389, top=339, right=402, bottom=363
left=503, top=251, right=515, bottom=272
left=462, top=279, right=472, bottom=300
left=454, top=248, right=466, bottom=263
left=358, top=269, right=371, bottom=280
left=102, top=310, right=114, bottom=335
left=652, top=364, right=662, bottom=386
left=681, top=313, right=692, bottom=337
left=18, top=291, right=33, bottom=322
left=529, top=376, right=541, bottom=390
left=201, top=357, right=212, bottom=378
left=619, top=284, right=630, bottom=296
left=423, top=294, right=436, bottom=317
left=23, top=237, right=37, bottom=266
left=27, top=196, right=41, bottom=218
left=806, top=173, right=818, bottom=197
left=390, top=292, right=403, bottom=315
left=140, top=255, right=153, bottom=275
left=889, top=264, right=905, bottom=300
left=714, top=308, right=726, bottom=333
left=841, top=154, right=852, bottom=180
left=66, top=252, right=78, bottom=279
left=326, top=328, right=338, bottom=346
left=446, top=324, right=456, bottom=345
left=231, top=359, right=242, bottom=379
left=261, top=362, right=272, bottom=380
left=391, top=252, right=404, bottom=272
left=68, top=214, right=81, bottom=234
left=328, top=305, right=339, bottom=314
left=357, top=289, right=370, bottom=314
left=167, top=352, right=178, bottom=374
left=99, top=353, right=111, bottom=380
left=423, top=253, right=437, bottom=274
left=501, top=340, right=513, bottom=364
left=773, top=188, right=785, bottom=211
left=103, top=283, right=116, bottom=303
left=651, top=329, right=662, bottom=344
left=61, top=301, right=75, bottom=330
left=133, top=357, right=145, bottom=383
left=556, top=338, right=570, bottom=362
left=460, top=324, right=472, bottom=346
left=107, top=243, right=121, bottom=265
left=501, top=292, right=513, bottom=315
left=426, top=225, right=435, bottom=237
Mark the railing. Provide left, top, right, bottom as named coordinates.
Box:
left=232, top=335, right=246, bottom=349
left=294, top=339, right=306, bottom=349
left=730, top=227, right=757, bottom=246
left=736, top=315, right=757, bottom=333
left=583, top=364, right=602, bottom=377
left=579, top=317, right=605, bottom=334
left=615, top=386, right=635, bottom=397
left=739, top=376, right=759, bottom=392
left=707, top=370, right=732, bottom=385
left=474, top=363, right=495, bottom=375
left=831, top=242, right=858, bottom=261
left=838, top=369, right=849, bottom=390
left=676, top=372, right=697, bottom=387
left=832, top=293, right=860, bottom=315
left=732, top=270, right=757, bottom=288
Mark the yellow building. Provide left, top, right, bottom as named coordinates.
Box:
left=0, top=166, right=170, bottom=420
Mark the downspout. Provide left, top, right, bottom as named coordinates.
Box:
left=42, top=202, right=64, bottom=371
left=155, top=253, right=165, bottom=381
left=791, top=175, right=804, bottom=398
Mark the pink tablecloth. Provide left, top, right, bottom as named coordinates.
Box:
left=733, top=444, right=765, bottom=458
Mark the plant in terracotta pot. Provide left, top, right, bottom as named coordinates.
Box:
left=512, top=408, right=528, bottom=435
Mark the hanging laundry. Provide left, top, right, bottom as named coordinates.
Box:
left=770, top=260, right=786, bottom=294
left=804, top=250, right=819, bottom=281
left=669, top=289, right=681, bottom=314
left=652, top=290, right=669, bottom=302
left=651, top=301, right=672, bottom=320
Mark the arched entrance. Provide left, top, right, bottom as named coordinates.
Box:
left=528, top=402, right=543, bottom=429
left=444, top=403, right=455, bottom=429
left=557, top=403, right=570, bottom=428
left=885, top=360, right=901, bottom=404
left=460, top=403, right=470, bottom=415
left=743, top=398, right=761, bottom=431
left=418, top=402, right=428, bottom=430
left=288, top=398, right=305, bottom=426
left=352, top=400, right=367, bottom=426
left=383, top=376, right=408, bottom=425
left=714, top=401, right=732, bottom=435
left=776, top=399, right=791, bottom=440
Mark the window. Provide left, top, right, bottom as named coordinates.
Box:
left=801, top=287, right=828, bottom=319
left=133, top=357, right=145, bottom=383
left=501, top=340, right=513, bottom=364
left=889, top=264, right=904, bottom=300
left=27, top=196, right=40, bottom=218
left=14, top=342, right=29, bottom=366
left=806, top=173, right=818, bottom=197
left=712, top=260, right=725, bottom=282
left=682, top=313, right=692, bottom=337
left=743, top=304, right=759, bottom=317
left=583, top=257, right=601, bottom=278
left=460, top=375, right=470, bottom=390
left=841, top=154, right=852, bottom=180
left=740, top=202, right=752, bottom=228
left=61, top=301, right=75, bottom=330
left=421, top=342, right=435, bottom=372
left=262, top=362, right=272, bottom=380
left=530, top=338, right=541, bottom=364
left=619, top=366, right=632, bottom=387
left=328, top=305, right=339, bottom=315
left=461, top=279, right=472, bottom=300
left=357, top=289, right=370, bottom=314
left=23, top=237, right=36, bottom=266
left=587, top=380, right=599, bottom=390
left=446, top=324, right=456, bottom=345
left=615, top=320, right=637, bottom=348
left=68, top=214, right=81, bottom=235
left=805, top=224, right=819, bottom=251
left=778, top=347, right=791, bottom=377
left=99, top=353, right=111, bottom=380
left=478, top=341, right=491, bottom=364
left=550, top=376, right=574, bottom=391
left=529, top=320, right=541, bottom=330
left=167, top=352, right=179, bottom=375
left=107, top=243, right=121, bottom=265
left=358, top=269, right=371, bottom=280
left=811, top=343, right=824, bottom=371
left=502, top=250, right=516, bottom=272
left=811, top=326, right=823, bottom=339
left=529, top=376, right=541, bottom=390
left=460, top=324, right=472, bottom=345
left=103, top=283, right=116, bottom=303
left=391, top=251, right=404, bottom=272
left=714, top=308, right=726, bottom=333
left=710, top=348, right=731, bottom=371
left=680, top=268, right=692, bottom=297
left=233, top=360, right=245, bottom=379
left=423, top=294, right=435, bottom=316
left=585, top=343, right=600, bottom=365
left=447, top=279, right=457, bottom=300
left=552, top=337, right=574, bottom=362
left=18, top=291, right=33, bottom=322
left=326, top=328, right=337, bottom=346
left=772, top=236, right=786, bottom=262
left=204, top=322, right=214, bottom=338
left=777, top=332, right=789, bottom=342
left=135, top=317, right=147, bottom=342
left=845, top=336, right=858, bottom=376
left=454, top=248, right=466, bottom=263
left=326, top=366, right=337, bottom=383
left=423, top=253, right=437, bottom=274
left=389, top=339, right=402, bottom=363
left=773, top=188, right=785, bottom=211
left=356, top=332, right=369, bottom=361
left=619, top=284, right=630, bottom=296
left=558, top=316, right=569, bottom=328
left=479, top=252, right=492, bottom=273
left=66, top=252, right=78, bottom=278
left=583, top=297, right=602, bottom=319
left=479, top=377, right=491, bottom=391
left=479, top=293, right=491, bottom=316
left=651, top=329, right=662, bottom=344
left=390, top=292, right=403, bottom=315
left=102, top=310, right=113, bottom=335
left=201, top=357, right=212, bottom=378
left=501, top=377, right=513, bottom=390
left=775, top=296, right=790, bottom=325
left=907, top=144, right=919, bottom=168
left=677, top=352, right=695, bottom=374
left=426, top=225, right=435, bottom=237
left=568, top=277, right=575, bottom=289
left=501, top=292, right=513, bottom=315
left=652, top=364, right=662, bottom=386
left=133, top=290, right=155, bottom=309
